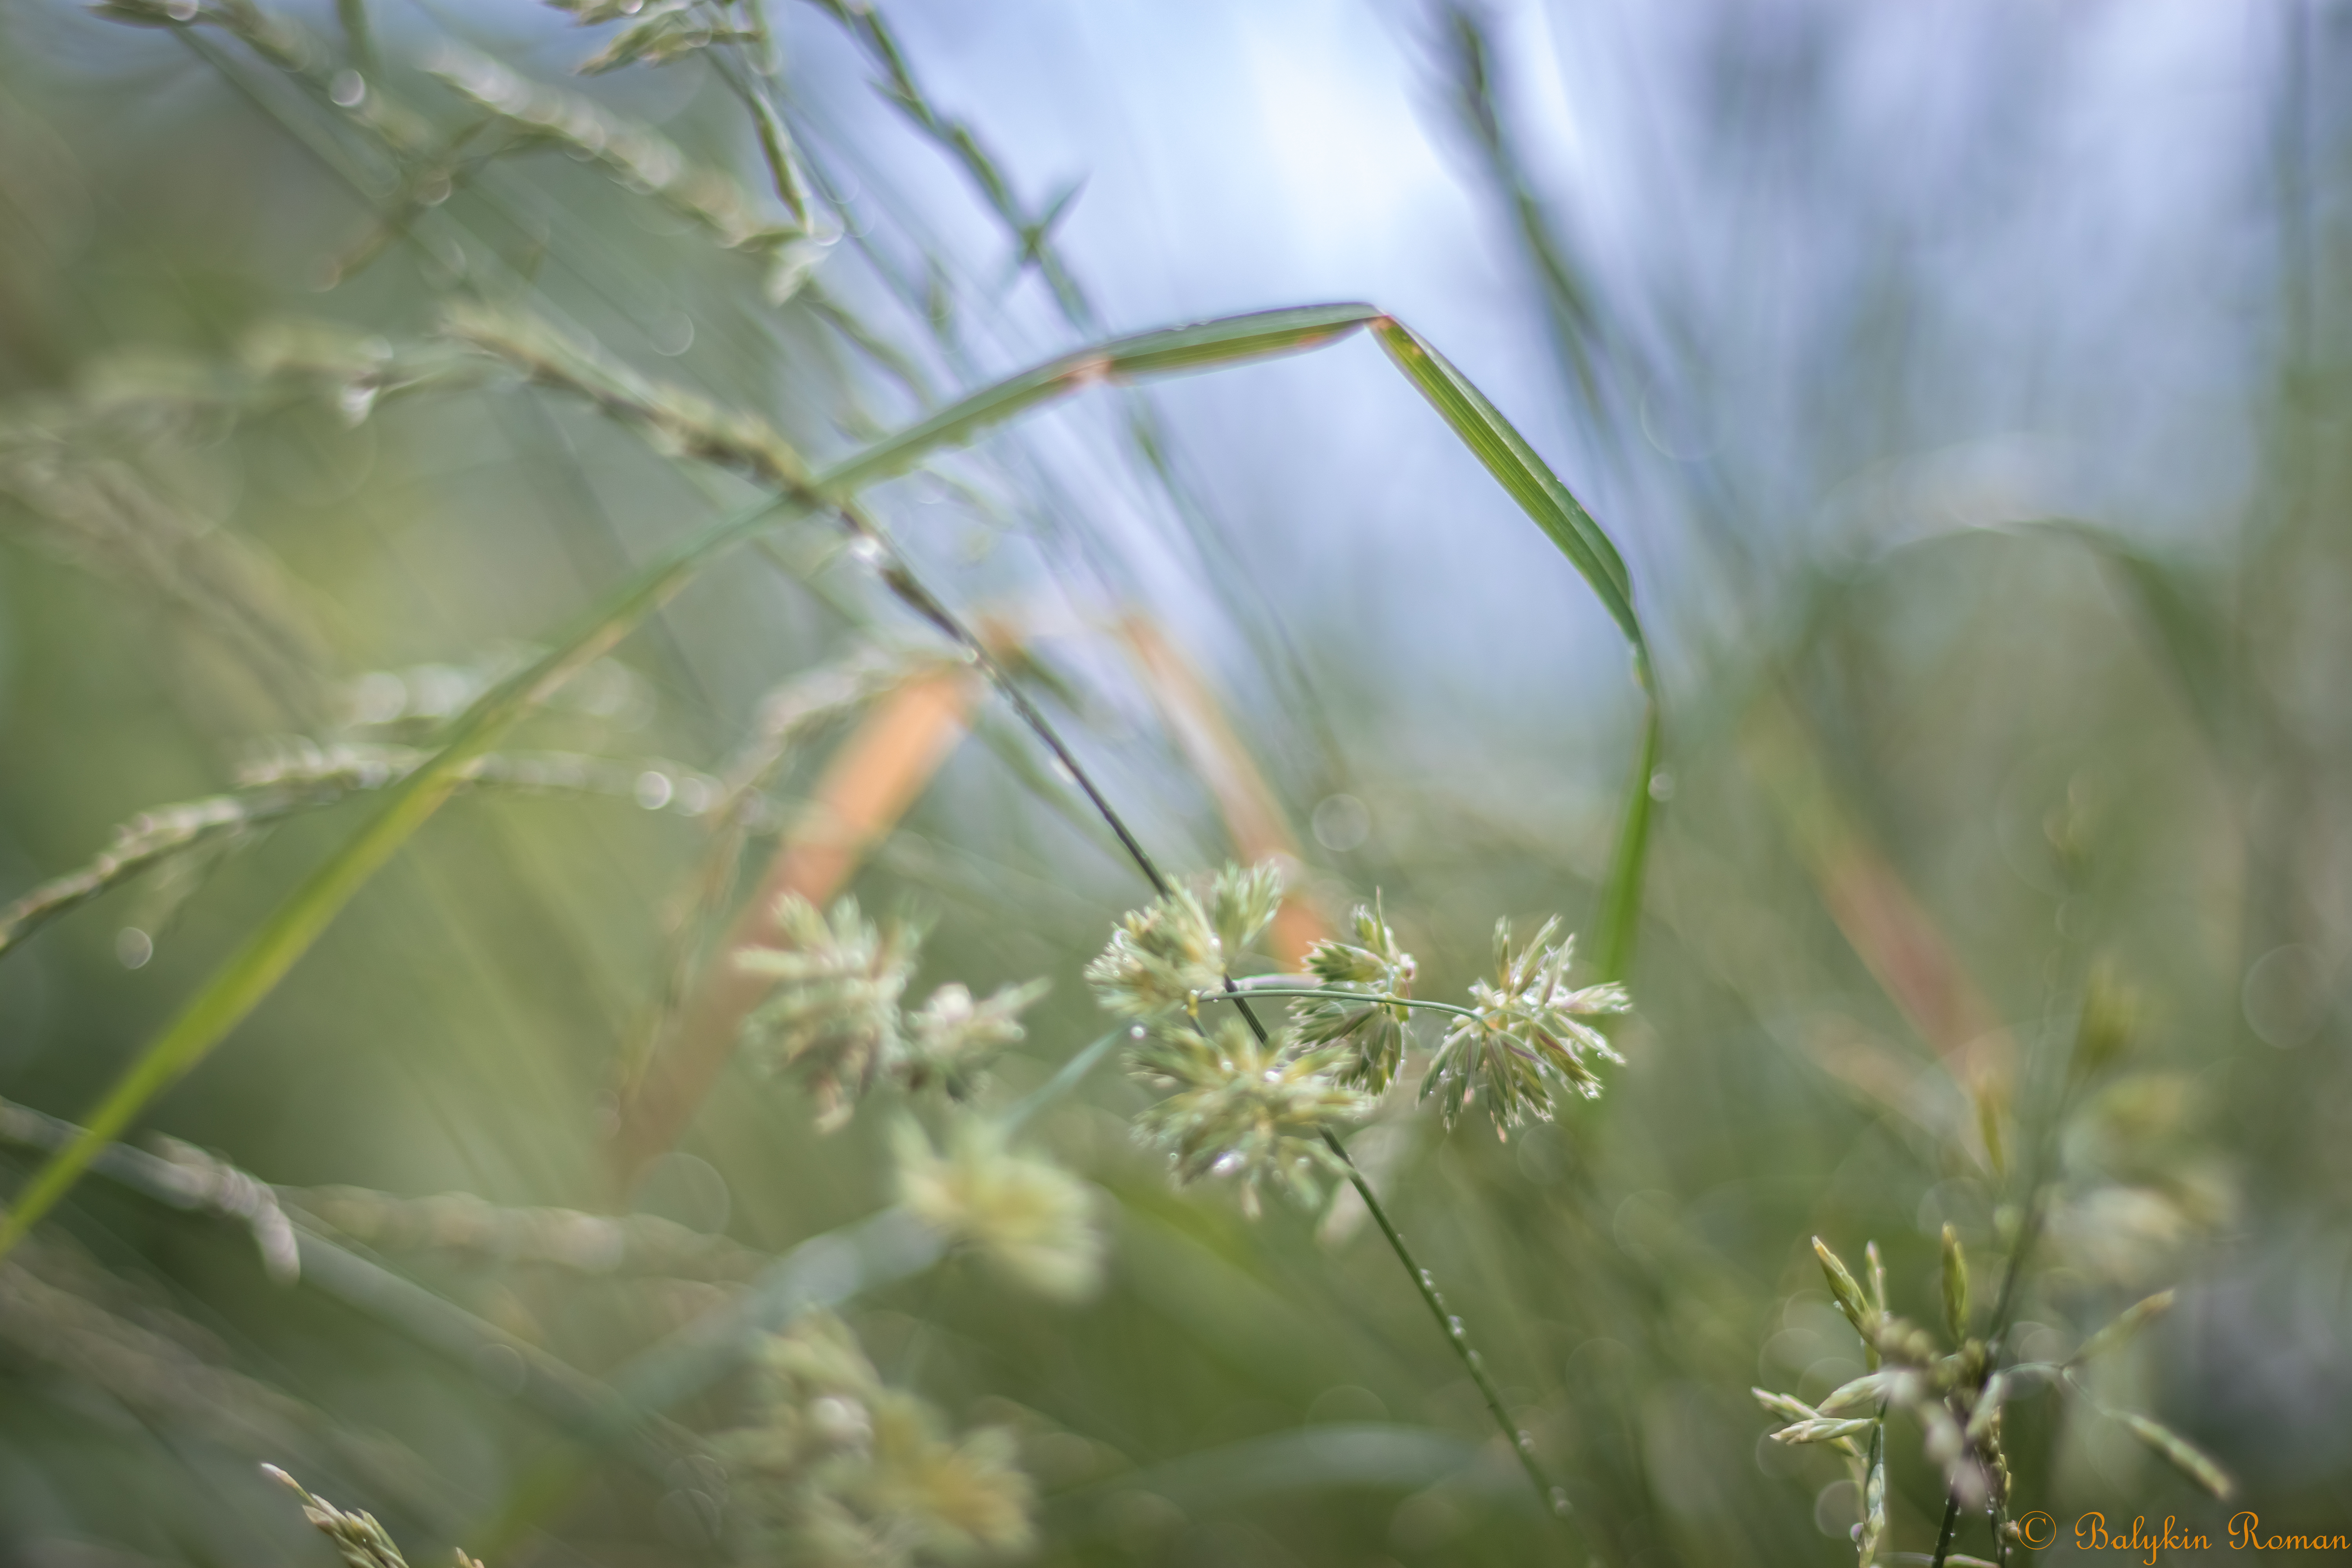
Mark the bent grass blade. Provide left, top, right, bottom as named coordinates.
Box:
left=1371, top=315, right=1657, bottom=981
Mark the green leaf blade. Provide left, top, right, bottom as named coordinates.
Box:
left=815, top=303, right=1378, bottom=497
left=1369, top=315, right=1640, bottom=648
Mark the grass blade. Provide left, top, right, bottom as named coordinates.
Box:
left=1369, top=313, right=1657, bottom=979
left=1370, top=314, right=1641, bottom=652
left=1593, top=695, right=1659, bottom=982
left=1044, top=1424, right=1506, bottom=1534
left=2116, top=1410, right=2234, bottom=1499
left=815, top=304, right=1378, bottom=497
left=997, top=1027, right=1125, bottom=1135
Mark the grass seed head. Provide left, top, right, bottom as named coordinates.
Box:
left=1422, top=916, right=1628, bottom=1134
left=893, top=1116, right=1103, bottom=1303
left=1813, top=1236, right=1877, bottom=1339
left=713, top=1313, right=1036, bottom=1565
left=1205, top=860, right=1285, bottom=962
left=1940, top=1223, right=1971, bottom=1342
left=1085, top=887, right=1224, bottom=1020
left=739, top=895, right=922, bottom=1130
left=1128, top=1018, right=1370, bottom=1216
left=902, top=978, right=1048, bottom=1100
left=261, top=1466, right=413, bottom=1568
left=1296, top=897, right=1417, bottom=1092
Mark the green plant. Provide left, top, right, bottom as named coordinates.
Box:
left=2, top=0, right=2342, bottom=1563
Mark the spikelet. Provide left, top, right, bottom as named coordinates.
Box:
left=893, top=1116, right=1102, bottom=1303
left=1129, top=1019, right=1370, bottom=1216
left=1421, top=917, right=1628, bottom=1134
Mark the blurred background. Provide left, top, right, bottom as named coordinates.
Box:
left=1, top=0, right=2349, bottom=1562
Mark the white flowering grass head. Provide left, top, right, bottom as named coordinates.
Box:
left=1423, top=915, right=1628, bottom=1135
left=1084, top=861, right=1284, bottom=1020
left=1129, top=1018, right=1371, bottom=1217
left=1293, top=897, right=1417, bottom=1092
left=903, top=978, right=1050, bottom=1101
left=739, top=894, right=922, bottom=1129
left=1757, top=1233, right=2230, bottom=1565
left=849, top=1392, right=1034, bottom=1561
left=739, top=895, right=1045, bottom=1130
left=261, top=1466, right=413, bottom=1568
left=893, top=1115, right=1103, bottom=1304
left=1203, top=858, right=1285, bottom=962
left=713, top=1310, right=1036, bottom=1567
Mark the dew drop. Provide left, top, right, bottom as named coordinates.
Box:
left=634, top=771, right=675, bottom=810
left=116, top=927, right=153, bottom=969
left=328, top=70, right=367, bottom=108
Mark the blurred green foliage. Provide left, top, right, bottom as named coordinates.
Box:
left=2, top=2, right=2350, bottom=1566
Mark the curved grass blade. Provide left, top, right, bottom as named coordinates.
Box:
left=817, top=303, right=1379, bottom=498
left=1370, top=315, right=1639, bottom=650
left=1370, top=314, right=1657, bottom=978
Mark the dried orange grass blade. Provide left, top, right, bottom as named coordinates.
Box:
left=1116, top=613, right=1327, bottom=966
left=1744, top=692, right=2013, bottom=1168
left=612, top=667, right=979, bottom=1180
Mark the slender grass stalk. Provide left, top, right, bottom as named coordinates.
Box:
left=1929, top=1494, right=1963, bottom=1568
left=1209, top=986, right=1480, bottom=1022
left=1190, top=956, right=1582, bottom=1529
left=996, top=1027, right=1125, bottom=1134
left=1322, top=1127, right=1575, bottom=1521
left=1594, top=697, right=1661, bottom=982
left=0, top=1092, right=691, bottom=1474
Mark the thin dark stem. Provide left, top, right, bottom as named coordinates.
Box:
left=1929, top=1492, right=1962, bottom=1568
left=861, top=530, right=1173, bottom=898
left=1321, top=1123, right=1575, bottom=1526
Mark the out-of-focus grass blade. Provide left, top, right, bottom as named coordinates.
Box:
left=998, top=1027, right=1125, bottom=1134
left=0, top=493, right=799, bottom=1263
left=1370, top=314, right=1657, bottom=979
left=1044, top=1424, right=1520, bottom=1535
left=2116, top=1410, right=2234, bottom=1499
left=1593, top=699, right=1659, bottom=982
left=2039, top=521, right=2234, bottom=750
left=816, top=303, right=1378, bottom=498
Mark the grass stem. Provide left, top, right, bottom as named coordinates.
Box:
left=1318, top=1125, right=1577, bottom=1528
left=1930, top=1492, right=1962, bottom=1568
left=1205, top=985, right=1480, bottom=1022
